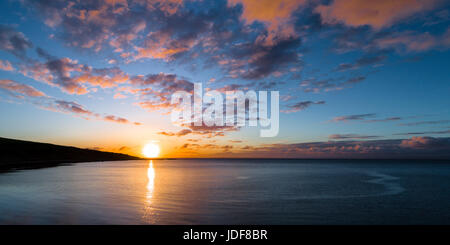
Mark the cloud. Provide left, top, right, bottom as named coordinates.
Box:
left=315, top=0, right=442, bottom=29
left=53, top=100, right=93, bottom=115
left=380, top=28, right=450, bottom=52
left=27, top=0, right=205, bottom=61
left=0, top=79, right=140, bottom=125
left=281, top=94, right=295, bottom=102
left=399, top=120, right=450, bottom=126
left=158, top=131, right=175, bottom=136
left=0, top=60, right=14, bottom=71
left=0, top=79, right=46, bottom=98
left=176, top=129, right=193, bottom=136
left=45, top=99, right=141, bottom=125
left=129, top=72, right=194, bottom=111
left=238, top=137, right=450, bottom=159
left=28, top=0, right=130, bottom=51
left=176, top=142, right=235, bottom=153
left=336, top=54, right=386, bottom=71
left=215, top=83, right=247, bottom=93
left=20, top=49, right=129, bottom=94
left=335, top=27, right=450, bottom=54
left=332, top=113, right=377, bottom=122
left=142, top=0, right=184, bottom=16
left=159, top=123, right=239, bottom=139
left=329, top=134, right=381, bottom=140
left=19, top=56, right=86, bottom=94
left=25, top=0, right=306, bottom=81
left=113, top=93, right=127, bottom=99
left=300, top=75, right=366, bottom=93
left=228, top=0, right=306, bottom=45
left=394, top=130, right=450, bottom=136
left=365, top=117, right=403, bottom=123
left=400, top=136, right=450, bottom=149
left=159, top=129, right=193, bottom=137
left=0, top=25, right=32, bottom=58
left=282, top=100, right=325, bottom=113
left=229, top=140, right=243, bottom=143
left=225, top=37, right=303, bottom=79
left=134, top=27, right=199, bottom=61
left=103, top=115, right=131, bottom=124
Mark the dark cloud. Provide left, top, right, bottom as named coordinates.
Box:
left=25, top=0, right=305, bottom=81
left=400, top=136, right=450, bottom=149
left=159, top=123, right=239, bottom=139
left=282, top=100, right=325, bottom=113
left=48, top=99, right=141, bottom=125
left=336, top=54, right=386, bottom=71
left=301, top=75, right=366, bottom=93
left=20, top=48, right=129, bottom=94
left=130, top=72, right=194, bottom=111
left=0, top=79, right=140, bottom=125
left=332, top=113, right=377, bottom=122
left=225, top=37, right=303, bottom=79
left=240, top=137, right=450, bottom=159
left=54, top=100, right=92, bottom=115
left=399, top=120, right=450, bottom=126
left=345, top=76, right=366, bottom=84
left=0, top=25, right=32, bottom=58
left=365, top=117, right=402, bottom=123
left=329, top=134, right=382, bottom=140
left=394, top=130, right=450, bottom=136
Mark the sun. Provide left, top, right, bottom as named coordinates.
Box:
left=142, top=143, right=160, bottom=158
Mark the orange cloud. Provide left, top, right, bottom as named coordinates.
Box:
left=316, top=0, right=442, bottom=29
left=228, top=0, right=306, bottom=45
left=113, top=93, right=127, bottom=99
left=140, top=0, right=184, bottom=15
left=400, top=136, right=441, bottom=148
left=374, top=29, right=450, bottom=52
left=0, top=79, right=46, bottom=97
left=20, top=55, right=130, bottom=95
left=103, top=115, right=130, bottom=124
left=0, top=60, right=14, bottom=71
left=135, top=31, right=196, bottom=61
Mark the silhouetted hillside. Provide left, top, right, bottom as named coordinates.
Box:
left=0, top=137, right=141, bottom=171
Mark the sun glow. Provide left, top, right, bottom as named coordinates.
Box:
left=142, top=143, right=160, bottom=158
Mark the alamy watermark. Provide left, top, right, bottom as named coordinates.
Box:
left=170, top=83, right=279, bottom=137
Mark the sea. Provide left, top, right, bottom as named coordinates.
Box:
left=0, top=159, right=449, bottom=224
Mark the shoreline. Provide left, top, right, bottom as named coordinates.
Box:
left=0, top=158, right=144, bottom=173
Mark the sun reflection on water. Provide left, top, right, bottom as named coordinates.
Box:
left=143, top=160, right=155, bottom=222
left=147, top=160, right=155, bottom=199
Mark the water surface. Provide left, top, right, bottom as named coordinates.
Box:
left=0, top=159, right=449, bottom=224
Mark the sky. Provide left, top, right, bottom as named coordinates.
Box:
left=0, top=0, right=449, bottom=158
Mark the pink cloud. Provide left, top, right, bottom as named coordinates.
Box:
left=113, top=93, right=127, bottom=99
left=0, top=79, right=46, bottom=97
left=316, top=0, right=442, bottom=29
left=228, top=0, right=306, bottom=45
left=374, top=29, right=450, bottom=52
left=0, top=60, right=14, bottom=71
left=139, top=0, right=184, bottom=16
left=400, top=136, right=445, bottom=148
left=134, top=31, right=197, bottom=61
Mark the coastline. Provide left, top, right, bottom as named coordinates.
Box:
left=0, top=137, right=142, bottom=173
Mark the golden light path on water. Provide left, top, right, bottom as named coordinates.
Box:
left=147, top=160, right=155, bottom=199
left=143, top=160, right=155, bottom=222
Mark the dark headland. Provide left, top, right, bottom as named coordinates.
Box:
left=0, top=137, right=142, bottom=172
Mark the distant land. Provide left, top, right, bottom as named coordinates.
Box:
left=0, top=137, right=142, bottom=171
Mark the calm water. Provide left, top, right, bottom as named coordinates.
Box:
left=0, top=159, right=449, bottom=224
